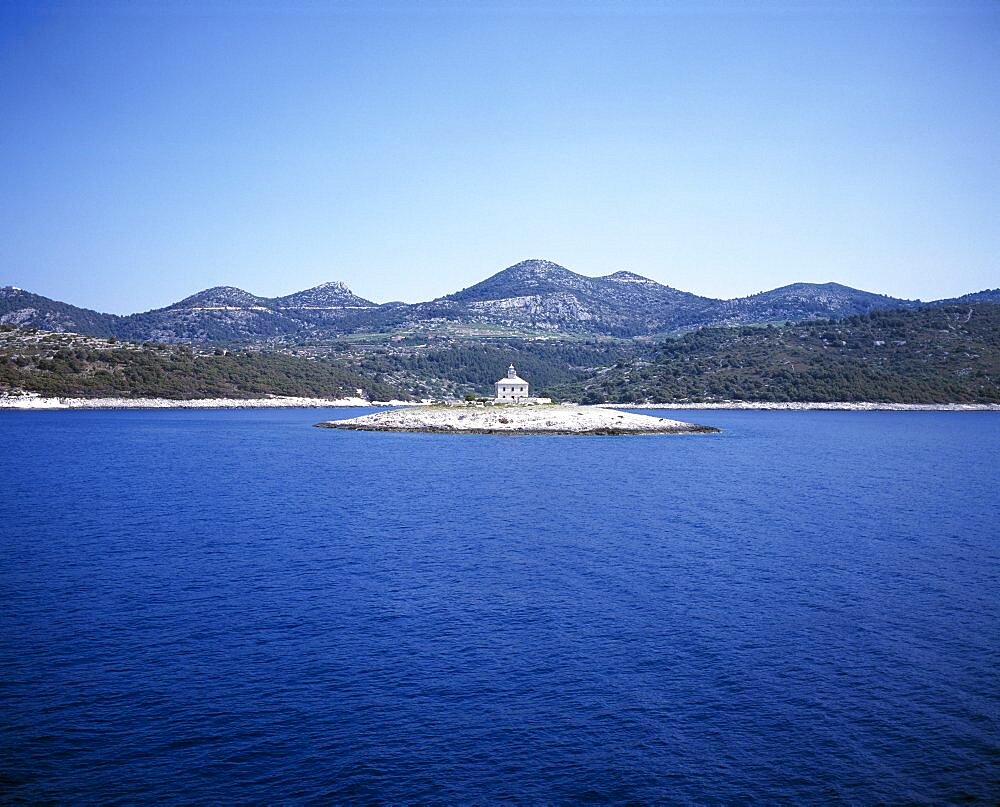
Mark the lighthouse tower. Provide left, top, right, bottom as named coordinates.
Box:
left=494, top=364, right=530, bottom=402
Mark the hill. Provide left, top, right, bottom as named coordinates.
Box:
left=0, top=326, right=405, bottom=401
left=4, top=302, right=998, bottom=405
left=1, top=262, right=961, bottom=343
left=712, top=282, right=918, bottom=325
left=0, top=287, right=123, bottom=338
left=431, top=259, right=716, bottom=335
left=349, top=337, right=636, bottom=400
left=551, top=304, right=1000, bottom=405
left=272, top=281, right=376, bottom=310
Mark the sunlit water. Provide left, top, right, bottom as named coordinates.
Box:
left=1, top=408, right=998, bottom=803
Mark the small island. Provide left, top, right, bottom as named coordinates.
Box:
left=318, top=364, right=717, bottom=436
left=316, top=404, right=718, bottom=435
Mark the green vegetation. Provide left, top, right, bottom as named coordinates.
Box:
left=4, top=303, right=998, bottom=404
left=0, top=328, right=404, bottom=400
left=351, top=338, right=634, bottom=398
left=551, top=304, right=1000, bottom=404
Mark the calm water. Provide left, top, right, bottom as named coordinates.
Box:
left=1, top=408, right=997, bottom=804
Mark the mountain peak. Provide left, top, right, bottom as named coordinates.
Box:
left=313, top=281, right=352, bottom=293
left=750, top=282, right=908, bottom=303
left=504, top=259, right=575, bottom=277
left=605, top=270, right=659, bottom=284
left=168, top=286, right=267, bottom=310
left=446, top=260, right=588, bottom=303
left=272, top=281, right=373, bottom=309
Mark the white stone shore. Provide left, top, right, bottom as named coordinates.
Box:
left=318, top=404, right=718, bottom=435
left=0, top=393, right=406, bottom=410
left=602, top=401, right=1000, bottom=412
left=3, top=392, right=995, bottom=413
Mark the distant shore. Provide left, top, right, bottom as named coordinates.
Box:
left=0, top=394, right=406, bottom=410
left=603, top=401, right=1000, bottom=412
left=2, top=394, right=998, bottom=412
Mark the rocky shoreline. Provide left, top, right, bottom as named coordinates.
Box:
left=317, top=404, right=718, bottom=435
left=3, top=393, right=996, bottom=413
left=603, top=401, right=1000, bottom=412
left=0, top=394, right=406, bottom=410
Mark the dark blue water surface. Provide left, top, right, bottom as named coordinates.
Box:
left=1, top=408, right=998, bottom=804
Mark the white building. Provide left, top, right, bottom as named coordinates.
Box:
left=495, top=364, right=529, bottom=402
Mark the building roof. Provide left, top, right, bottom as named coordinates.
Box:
left=496, top=375, right=528, bottom=386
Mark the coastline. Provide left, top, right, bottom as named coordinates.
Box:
left=0, top=394, right=408, bottom=410
left=603, top=401, right=1000, bottom=412
left=2, top=394, right=997, bottom=413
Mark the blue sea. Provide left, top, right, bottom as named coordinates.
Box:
left=1, top=408, right=998, bottom=804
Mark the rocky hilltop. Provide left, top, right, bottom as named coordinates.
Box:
left=3, top=262, right=997, bottom=344
left=432, top=259, right=716, bottom=335
left=711, top=282, right=917, bottom=325
left=0, top=287, right=122, bottom=337
left=272, top=281, right=375, bottom=310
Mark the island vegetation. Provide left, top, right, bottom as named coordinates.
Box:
left=2, top=303, right=998, bottom=405
left=0, top=327, right=404, bottom=400
left=550, top=304, right=1000, bottom=404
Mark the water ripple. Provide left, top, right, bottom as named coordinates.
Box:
left=0, top=408, right=997, bottom=803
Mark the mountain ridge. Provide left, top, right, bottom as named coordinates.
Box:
left=3, top=262, right=997, bottom=343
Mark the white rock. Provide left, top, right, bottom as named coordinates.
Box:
left=599, top=401, right=1000, bottom=412
left=317, top=404, right=717, bottom=435
left=0, top=394, right=399, bottom=410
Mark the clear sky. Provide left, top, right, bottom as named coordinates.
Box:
left=1, top=0, right=997, bottom=313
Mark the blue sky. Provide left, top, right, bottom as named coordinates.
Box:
left=1, top=0, right=997, bottom=313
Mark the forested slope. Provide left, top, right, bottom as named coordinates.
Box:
left=551, top=305, right=1000, bottom=404
left=0, top=327, right=405, bottom=400
left=352, top=339, right=635, bottom=398
left=5, top=303, right=998, bottom=404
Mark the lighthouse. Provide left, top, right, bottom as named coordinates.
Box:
left=494, top=364, right=529, bottom=402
